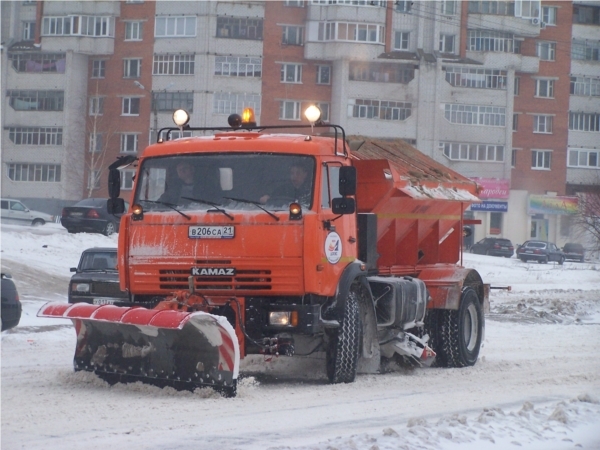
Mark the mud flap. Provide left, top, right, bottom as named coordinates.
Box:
left=38, top=303, right=239, bottom=396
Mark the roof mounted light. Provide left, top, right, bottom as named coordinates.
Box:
left=241, top=108, right=256, bottom=128
left=304, top=105, right=322, bottom=124
left=173, top=109, right=190, bottom=128
left=228, top=114, right=242, bottom=129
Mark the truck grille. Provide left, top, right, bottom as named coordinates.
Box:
left=159, top=268, right=272, bottom=291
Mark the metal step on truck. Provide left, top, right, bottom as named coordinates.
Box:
left=40, top=106, right=488, bottom=397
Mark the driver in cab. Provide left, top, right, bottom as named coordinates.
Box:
left=260, top=163, right=312, bottom=207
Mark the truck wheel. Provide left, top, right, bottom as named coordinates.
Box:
left=429, top=288, right=483, bottom=368
left=326, top=288, right=360, bottom=384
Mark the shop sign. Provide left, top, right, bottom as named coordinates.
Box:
left=470, top=178, right=510, bottom=199
left=470, top=201, right=508, bottom=212
left=528, top=195, right=579, bottom=215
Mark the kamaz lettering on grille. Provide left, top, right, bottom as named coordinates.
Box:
left=191, top=267, right=236, bottom=276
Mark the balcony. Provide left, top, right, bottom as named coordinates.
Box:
left=466, top=51, right=539, bottom=73
left=468, top=14, right=542, bottom=38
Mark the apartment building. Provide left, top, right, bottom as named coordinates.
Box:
left=1, top=0, right=598, bottom=248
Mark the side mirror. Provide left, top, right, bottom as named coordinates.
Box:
left=108, top=169, right=121, bottom=199
left=338, top=166, right=357, bottom=197
left=332, top=197, right=356, bottom=215
left=107, top=198, right=125, bottom=215
left=70, top=267, right=77, bottom=272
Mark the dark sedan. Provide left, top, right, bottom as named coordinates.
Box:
left=1, top=273, right=22, bottom=331
left=469, top=238, right=514, bottom=257
left=517, top=240, right=565, bottom=264
left=69, top=248, right=130, bottom=305
left=61, top=198, right=128, bottom=236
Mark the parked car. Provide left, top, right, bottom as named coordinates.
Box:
left=69, top=248, right=130, bottom=305
left=1, top=273, right=22, bottom=331
left=469, top=238, right=514, bottom=257
left=562, top=242, right=585, bottom=262
left=1, top=198, right=54, bottom=226
left=517, top=240, right=565, bottom=264
left=61, top=198, right=128, bottom=236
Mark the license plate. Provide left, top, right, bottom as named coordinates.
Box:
left=93, top=298, right=116, bottom=305
left=525, top=250, right=533, bottom=253
left=189, top=226, right=234, bottom=239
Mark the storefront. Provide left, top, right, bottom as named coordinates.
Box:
left=468, top=178, right=510, bottom=242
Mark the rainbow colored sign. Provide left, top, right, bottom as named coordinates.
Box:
left=528, top=195, right=579, bottom=215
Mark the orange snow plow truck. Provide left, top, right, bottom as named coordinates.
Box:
left=40, top=107, right=488, bottom=397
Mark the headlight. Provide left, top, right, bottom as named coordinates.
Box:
left=268, top=311, right=298, bottom=327
left=74, top=283, right=90, bottom=293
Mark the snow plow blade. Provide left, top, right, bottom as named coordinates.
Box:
left=38, top=303, right=240, bottom=397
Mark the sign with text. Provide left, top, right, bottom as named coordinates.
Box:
left=470, top=178, right=510, bottom=199
left=470, top=201, right=508, bottom=212
left=528, top=195, right=579, bottom=215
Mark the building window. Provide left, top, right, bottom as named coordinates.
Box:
left=573, top=4, right=600, bottom=25
left=467, top=30, right=521, bottom=54
left=317, top=22, right=385, bottom=44
left=123, top=58, right=141, bottom=78
left=441, top=0, right=457, bottom=15
left=444, top=104, right=506, bottom=126
left=515, top=0, right=540, bottom=18
left=89, top=133, right=103, bottom=153
left=213, top=92, right=261, bottom=116
left=536, top=41, right=556, bottom=61
left=570, top=77, right=600, bottom=96
left=349, top=62, right=414, bottom=84
left=7, top=127, right=63, bottom=145
left=511, top=149, right=517, bottom=167
left=542, top=6, right=557, bottom=25
left=92, top=60, right=105, bottom=78
left=120, top=170, right=135, bottom=190
left=282, top=25, right=304, bottom=45
left=216, top=17, right=263, bottom=40
left=514, top=76, right=520, bottom=95
left=153, top=92, right=194, bottom=113
left=279, top=101, right=301, bottom=120
left=317, top=102, right=330, bottom=122
left=468, top=1, right=515, bottom=15
left=348, top=99, right=412, bottom=121
left=88, top=170, right=101, bottom=190
left=285, top=0, right=304, bottom=6
left=125, top=21, right=143, bottom=41
left=440, top=142, right=504, bottom=162
left=535, top=79, right=554, bottom=98
left=512, top=114, right=518, bottom=131
left=395, top=0, right=412, bottom=12
left=281, top=64, right=302, bottom=83
left=7, top=163, right=61, bottom=182
left=568, top=149, right=600, bottom=168
left=569, top=112, right=600, bottom=132
left=444, top=66, right=507, bottom=89
left=121, top=134, right=139, bottom=153
left=89, top=96, right=104, bottom=115
left=490, top=212, right=502, bottom=235
left=155, top=16, right=196, bottom=37
left=572, top=40, right=600, bottom=61
left=312, top=0, right=386, bottom=6
left=531, top=150, right=551, bottom=170
left=22, top=21, right=35, bottom=40
left=153, top=54, right=195, bottom=75
left=533, top=115, right=553, bottom=133
left=215, top=56, right=261, bottom=77
left=316, top=65, right=331, bottom=85
left=8, top=90, right=64, bottom=111
left=8, top=52, right=66, bottom=73
left=394, top=31, right=410, bottom=50
left=42, top=16, right=114, bottom=37
left=122, top=97, right=140, bottom=116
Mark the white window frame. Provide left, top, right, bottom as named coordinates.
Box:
left=531, top=150, right=551, bottom=170
left=317, top=102, right=330, bottom=122
left=515, top=0, right=541, bottom=19
left=214, top=56, right=261, bottom=77
left=316, top=65, right=331, bottom=85
left=282, top=25, right=304, bottom=46
left=394, top=31, right=410, bottom=50
left=281, top=63, right=302, bottom=83
left=439, top=142, right=505, bottom=162
left=89, top=96, right=104, bottom=116
left=88, top=170, right=101, bottom=190
left=212, top=92, right=261, bottom=116
left=153, top=54, right=195, bottom=75
left=285, top=0, right=305, bottom=6
left=279, top=101, right=301, bottom=120
left=89, top=133, right=103, bottom=153
left=125, top=21, right=142, bottom=41
left=542, top=6, right=557, bottom=25
left=7, top=163, right=61, bottom=182
left=23, top=21, right=36, bottom=41
left=511, top=148, right=518, bottom=167
left=317, top=22, right=385, bottom=44
left=154, top=16, right=196, bottom=37
left=92, top=60, right=106, bottom=79
left=121, top=134, right=139, bottom=153
left=536, top=41, right=556, bottom=61
left=444, top=104, right=506, bottom=127
left=122, top=97, right=140, bottom=116
left=568, top=148, right=600, bottom=168
left=439, top=34, right=456, bottom=53
left=570, top=77, right=600, bottom=97
left=533, top=115, right=553, bottom=133
left=123, top=58, right=141, bottom=78
left=120, top=169, right=136, bottom=190
left=534, top=79, right=554, bottom=98
left=441, top=0, right=457, bottom=15
left=569, top=112, right=600, bottom=132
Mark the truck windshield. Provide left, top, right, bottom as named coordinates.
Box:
left=134, top=154, right=316, bottom=211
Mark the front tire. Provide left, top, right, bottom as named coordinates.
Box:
left=32, top=219, right=45, bottom=226
left=326, top=288, right=361, bottom=384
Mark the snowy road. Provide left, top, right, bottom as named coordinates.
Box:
left=2, top=224, right=600, bottom=449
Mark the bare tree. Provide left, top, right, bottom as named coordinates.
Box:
left=572, top=189, right=600, bottom=253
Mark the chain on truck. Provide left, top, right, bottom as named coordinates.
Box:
left=39, top=106, right=489, bottom=397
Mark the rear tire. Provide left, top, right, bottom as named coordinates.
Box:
left=326, top=288, right=360, bottom=384
left=558, top=256, right=565, bottom=265
left=103, top=221, right=116, bottom=236
left=427, top=288, right=483, bottom=368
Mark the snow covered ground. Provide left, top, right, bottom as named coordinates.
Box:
left=2, top=222, right=600, bottom=450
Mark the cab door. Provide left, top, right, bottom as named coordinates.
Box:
left=9, top=201, right=31, bottom=224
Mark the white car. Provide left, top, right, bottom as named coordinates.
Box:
left=0, top=198, right=54, bottom=226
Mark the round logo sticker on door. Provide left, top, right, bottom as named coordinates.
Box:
left=325, top=232, right=342, bottom=264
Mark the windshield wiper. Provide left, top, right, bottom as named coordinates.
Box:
left=181, top=197, right=234, bottom=221
left=139, top=200, right=191, bottom=220
left=223, top=196, right=279, bottom=222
